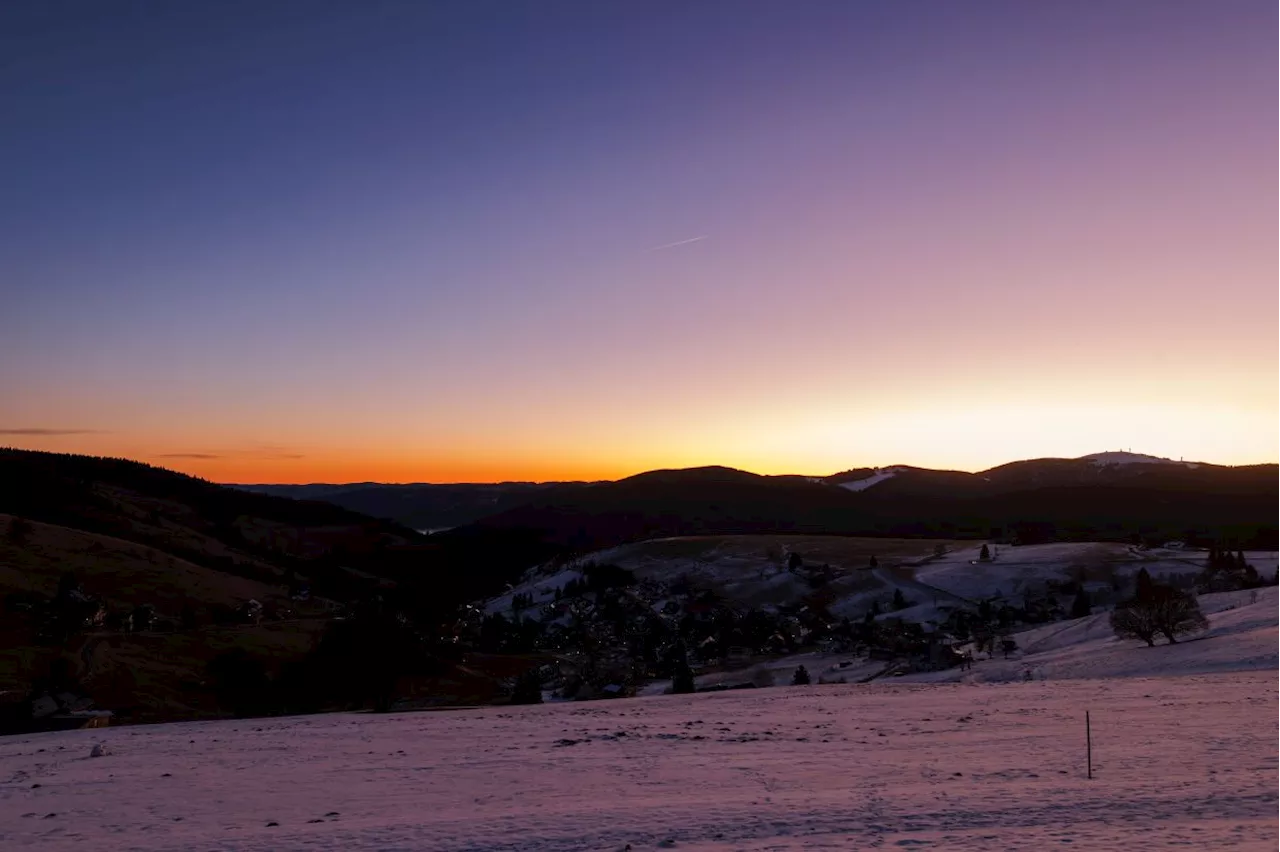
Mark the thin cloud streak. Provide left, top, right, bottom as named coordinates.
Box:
left=155, top=449, right=305, bottom=461
left=0, top=428, right=106, bottom=436
left=645, top=235, right=708, bottom=252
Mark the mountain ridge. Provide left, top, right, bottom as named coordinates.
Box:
left=232, top=453, right=1278, bottom=538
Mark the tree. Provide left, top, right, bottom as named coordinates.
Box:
left=1134, top=567, right=1155, bottom=602
left=55, top=571, right=81, bottom=602
left=1000, top=637, right=1017, bottom=658
left=510, top=668, right=543, bottom=705
left=791, top=665, right=811, bottom=686
left=1111, top=585, right=1207, bottom=646
left=892, top=589, right=908, bottom=610
left=868, top=555, right=878, bottom=569
left=869, top=600, right=882, bottom=617
left=6, top=516, right=33, bottom=545
left=670, top=640, right=695, bottom=694
left=310, top=601, right=442, bottom=712
left=1110, top=602, right=1158, bottom=647
left=1070, top=589, right=1092, bottom=619
left=979, top=544, right=991, bottom=561
left=1149, top=590, right=1208, bottom=644
left=787, top=552, right=803, bottom=572
left=207, top=650, right=270, bottom=717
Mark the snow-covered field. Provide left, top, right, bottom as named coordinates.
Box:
left=1, top=671, right=1274, bottom=851
left=7, top=539, right=1272, bottom=851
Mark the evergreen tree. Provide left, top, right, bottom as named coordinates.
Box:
left=977, top=598, right=993, bottom=622
left=868, top=555, right=878, bottom=569
left=979, top=544, right=991, bottom=561
left=510, top=668, right=543, bottom=704
left=6, top=516, right=32, bottom=545
left=870, top=600, right=882, bottom=617
left=791, top=665, right=811, bottom=686
left=670, top=640, right=695, bottom=694
left=1135, top=567, right=1155, bottom=602
left=207, top=650, right=270, bottom=717
left=55, top=571, right=81, bottom=601
left=1070, top=588, right=1092, bottom=619
left=892, top=589, right=908, bottom=610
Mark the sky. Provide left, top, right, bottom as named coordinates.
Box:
left=2, top=0, right=1276, bottom=483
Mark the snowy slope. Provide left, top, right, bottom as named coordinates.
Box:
left=0, top=672, right=1273, bottom=851
left=836, top=467, right=901, bottom=491
left=486, top=536, right=959, bottom=618
left=912, top=543, right=1277, bottom=603
left=905, top=587, right=1278, bottom=685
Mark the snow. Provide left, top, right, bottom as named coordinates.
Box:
left=1, top=669, right=1274, bottom=851
left=483, top=568, right=582, bottom=615
left=3, top=565, right=1275, bottom=851
left=837, top=467, right=901, bottom=492
left=910, top=543, right=1278, bottom=604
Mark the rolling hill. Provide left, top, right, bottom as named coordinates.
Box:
left=0, top=450, right=550, bottom=724
left=455, top=459, right=1277, bottom=554
left=241, top=455, right=1278, bottom=557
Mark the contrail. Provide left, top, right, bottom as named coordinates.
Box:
left=646, top=235, right=708, bottom=252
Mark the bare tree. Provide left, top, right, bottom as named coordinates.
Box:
left=1149, top=592, right=1208, bottom=644
left=1110, top=587, right=1207, bottom=646
left=1110, top=603, right=1158, bottom=646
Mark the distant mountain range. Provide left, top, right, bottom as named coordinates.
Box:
left=235, top=452, right=1278, bottom=549
left=239, top=481, right=578, bottom=532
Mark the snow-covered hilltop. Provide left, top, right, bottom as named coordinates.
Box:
left=1080, top=451, right=1197, bottom=467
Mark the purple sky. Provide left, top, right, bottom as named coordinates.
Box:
left=2, top=1, right=1275, bottom=482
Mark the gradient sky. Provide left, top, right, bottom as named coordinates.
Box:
left=2, top=1, right=1276, bottom=483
